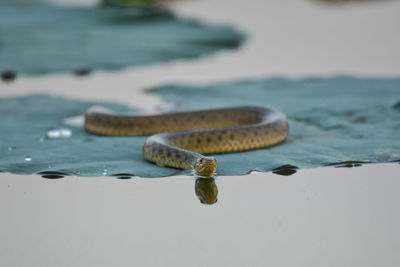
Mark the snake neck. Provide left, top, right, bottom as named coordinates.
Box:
left=143, top=135, right=200, bottom=170
left=143, top=134, right=217, bottom=177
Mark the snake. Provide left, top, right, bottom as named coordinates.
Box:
left=85, top=106, right=288, bottom=177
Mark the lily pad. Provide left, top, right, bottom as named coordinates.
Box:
left=1, top=77, right=400, bottom=177
left=0, top=3, right=244, bottom=75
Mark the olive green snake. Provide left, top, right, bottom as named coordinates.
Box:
left=85, top=106, right=288, bottom=177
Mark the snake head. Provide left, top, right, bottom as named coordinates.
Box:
left=194, top=157, right=217, bottom=177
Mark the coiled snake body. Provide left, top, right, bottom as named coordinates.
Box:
left=85, top=106, right=288, bottom=177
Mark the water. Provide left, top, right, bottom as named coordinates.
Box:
left=2, top=164, right=400, bottom=267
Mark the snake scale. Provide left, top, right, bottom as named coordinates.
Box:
left=85, top=106, right=288, bottom=177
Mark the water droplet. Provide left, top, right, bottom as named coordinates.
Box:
left=8, top=147, right=13, bottom=151
left=39, top=138, right=44, bottom=142
left=46, top=128, right=72, bottom=139
left=25, top=156, right=32, bottom=162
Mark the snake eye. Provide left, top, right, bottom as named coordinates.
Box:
left=199, top=159, right=204, bottom=164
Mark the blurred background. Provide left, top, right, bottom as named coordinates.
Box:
left=1, top=0, right=400, bottom=266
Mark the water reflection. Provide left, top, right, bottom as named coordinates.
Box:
left=272, top=164, right=298, bottom=176
left=325, top=160, right=366, bottom=168
left=74, top=68, right=92, bottom=77
left=38, top=171, right=68, bottom=179
left=195, top=178, right=218, bottom=205
left=1, top=70, right=17, bottom=82
left=110, top=173, right=135, bottom=179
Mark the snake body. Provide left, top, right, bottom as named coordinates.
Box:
left=85, top=106, right=288, bottom=177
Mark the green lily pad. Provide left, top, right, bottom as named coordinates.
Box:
left=0, top=2, right=244, bottom=75
left=1, top=77, right=400, bottom=177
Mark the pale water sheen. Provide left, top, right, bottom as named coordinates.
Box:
left=0, top=163, right=399, bottom=267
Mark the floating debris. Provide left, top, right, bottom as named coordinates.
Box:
left=24, top=156, right=32, bottom=162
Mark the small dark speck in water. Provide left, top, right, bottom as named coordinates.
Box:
left=392, top=101, right=400, bottom=110
left=110, top=173, right=135, bottom=179
left=38, top=171, right=68, bottom=179
left=83, top=138, right=94, bottom=142
left=272, top=164, right=299, bottom=176
left=74, top=68, right=92, bottom=76
left=325, top=160, right=366, bottom=168
left=1, top=70, right=17, bottom=82
left=350, top=116, right=367, bottom=124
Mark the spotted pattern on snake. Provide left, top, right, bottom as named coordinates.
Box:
left=85, top=106, right=288, bottom=177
